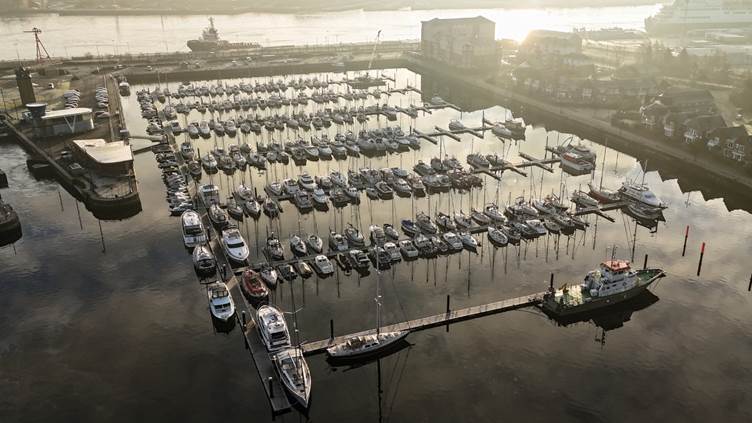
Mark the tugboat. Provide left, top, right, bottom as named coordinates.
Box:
left=187, top=17, right=261, bottom=52
left=541, top=259, right=665, bottom=316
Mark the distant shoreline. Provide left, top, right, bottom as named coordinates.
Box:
left=0, top=2, right=662, bottom=18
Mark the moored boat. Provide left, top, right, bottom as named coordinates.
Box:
left=241, top=269, right=269, bottom=300
left=221, top=227, right=249, bottom=263
left=273, top=348, right=312, bottom=408
left=192, top=244, right=216, bottom=276
left=588, top=183, right=621, bottom=204
left=541, top=259, right=665, bottom=316
left=181, top=210, right=207, bottom=248
left=256, top=305, right=291, bottom=352
left=207, top=281, right=235, bottom=321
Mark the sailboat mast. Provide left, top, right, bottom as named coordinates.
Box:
left=375, top=248, right=381, bottom=337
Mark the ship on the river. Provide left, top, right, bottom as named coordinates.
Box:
left=187, top=17, right=261, bottom=52
left=645, top=0, right=752, bottom=33
left=542, top=259, right=665, bottom=317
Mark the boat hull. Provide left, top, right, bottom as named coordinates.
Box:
left=326, top=331, right=409, bottom=361
left=542, top=269, right=664, bottom=317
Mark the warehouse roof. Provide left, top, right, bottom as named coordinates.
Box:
left=42, top=108, right=92, bottom=120
left=72, top=139, right=132, bottom=164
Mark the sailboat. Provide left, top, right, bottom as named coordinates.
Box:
left=326, top=251, right=409, bottom=360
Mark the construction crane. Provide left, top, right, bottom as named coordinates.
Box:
left=24, top=27, right=51, bottom=63
left=366, top=30, right=382, bottom=73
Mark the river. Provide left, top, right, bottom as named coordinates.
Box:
left=1, top=65, right=751, bottom=421
left=0, top=4, right=660, bottom=61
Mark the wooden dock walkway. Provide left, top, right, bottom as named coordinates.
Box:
left=468, top=153, right=560, bottom=180
left=423, top=102, right=462, bottom=112
left=301, top=292, right=546, bottom=355
left=572, top=201, right=628, bottom=223
left=227, top=278, right=292, bottom=413
left=196, top=187, right=292, bottom=413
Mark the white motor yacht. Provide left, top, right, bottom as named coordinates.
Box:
left=398, top=239, right=419, bottom=258
left=181, top=210, right=207, bottom=248
left=199, top=184, right=220, bottom=205
left=619, top=182, right=665, bottom=208
left=441, top=231, right=463, bottom=251
left=383, top=242, right=401, bottom=262
left=312, top=254, right=334, bottom=275
left=298, top=173, right=317, bottom=191
left=256, top=305, right=292, bottom=352
left=207, top=281, right=235, bottom=321
left=221, top=228, right=250, bottom=262
left=192, top=244, right=216, bottom=275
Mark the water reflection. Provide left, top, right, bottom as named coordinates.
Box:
left=2, top=66, right=752, bottom=422
left=544, top=290, right=660, bottom=334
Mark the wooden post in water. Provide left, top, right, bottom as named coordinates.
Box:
left=241, top=311, right=246, bottom=329
left=643, top=254, right=648, bottom=270
left=748, top=274, right=751, bottom=292
left=329, top=319, right=334, bottom=339
left=682, top=225, right=689, bottom=257
left=697, top=242, right=706, bottom=276
left=268, top=377, right=274, bottom=398
left=446, top=295, right=450, bottom=314
left=550, top=273, right=554, bottom=291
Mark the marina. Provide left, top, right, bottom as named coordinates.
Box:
left=3, top=5, right=752, bottom=422
left=128, top=63, right=699, bottom=415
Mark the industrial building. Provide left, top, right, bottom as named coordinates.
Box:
left=35, top=107, right=94, bottom=137
left=70, top=139, right=133, bottom=177
left=420, top=17, right=498, bottom=70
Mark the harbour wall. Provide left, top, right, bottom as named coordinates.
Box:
left=124, top=58, right=405, bottom=84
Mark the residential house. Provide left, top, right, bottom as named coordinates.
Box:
left=682, top=114, right=726, bottom=144
left=656, top=87, right=717, bottom=115
left=708, top=125, right=751, bottom=162
left=640, top=101, right=668, bottom=129
left=662, top=112, right=694, bottom=139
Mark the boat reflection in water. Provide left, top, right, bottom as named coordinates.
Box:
left=0, top=225, right=22, bottom=247
left=541, top=291, right=660, bottom=341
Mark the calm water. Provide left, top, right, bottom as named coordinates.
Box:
left=0, top=4, right=660, bottom=60
left=2, top=66, right=752, bottom=422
